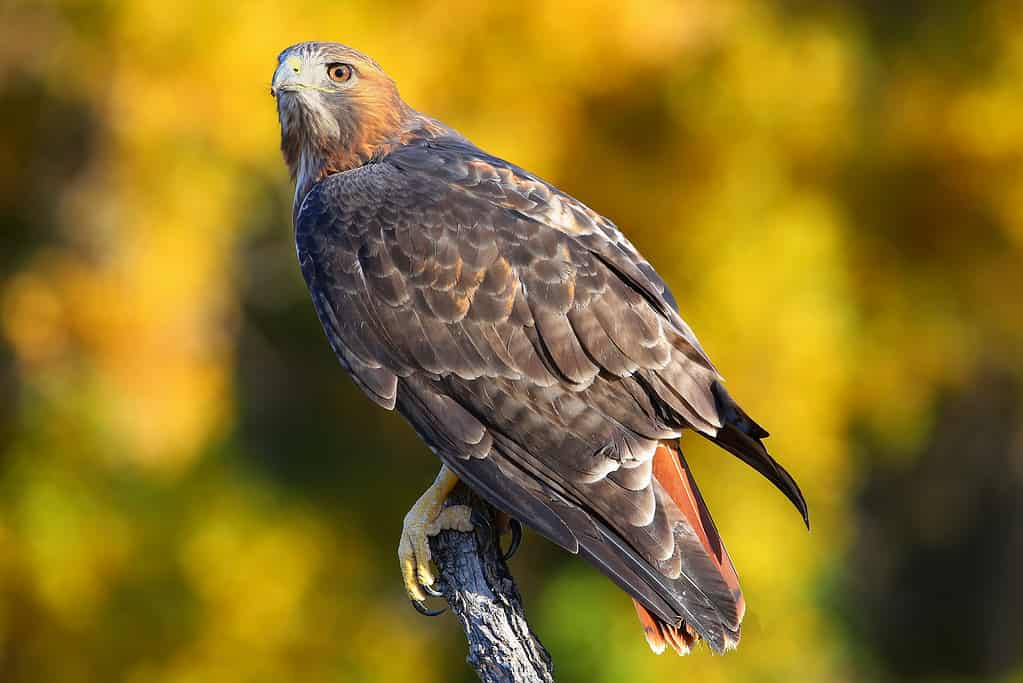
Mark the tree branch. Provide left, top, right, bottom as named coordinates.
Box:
left=429, top=484, right=555, bottom=683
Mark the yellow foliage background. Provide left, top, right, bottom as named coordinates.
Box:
left=1, top=1, right=1021, bottom=681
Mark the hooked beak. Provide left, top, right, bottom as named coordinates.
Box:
left=270, top=56, right=304, bottom=97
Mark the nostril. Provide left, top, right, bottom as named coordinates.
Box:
left=291, top=66, right=300, bottom=74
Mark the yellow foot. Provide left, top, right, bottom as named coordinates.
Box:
left=398, top=465, right=473, bottom=604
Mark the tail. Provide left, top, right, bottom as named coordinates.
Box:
left=629, top=381, right=810, bottom=655
left=632, top=441, right=745, bottom=655
left=634, top=598, right=696, bottom=655
left=708, top=381, right=810, bottom=528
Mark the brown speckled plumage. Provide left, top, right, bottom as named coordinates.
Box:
left=273, top=41, right=808, bottom=655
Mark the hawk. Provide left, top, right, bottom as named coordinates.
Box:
left=271, top=41, right=808, bottom=656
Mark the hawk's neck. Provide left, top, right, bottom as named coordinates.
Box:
left=289, top=109, right=452, bottom=221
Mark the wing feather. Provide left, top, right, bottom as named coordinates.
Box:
left=294, top=135, right=806, bottom=653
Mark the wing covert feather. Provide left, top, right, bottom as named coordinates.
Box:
left=292, top=136, right=797, bottom=653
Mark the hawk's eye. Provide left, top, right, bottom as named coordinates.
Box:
left=327, top=63, right=353, bottom=83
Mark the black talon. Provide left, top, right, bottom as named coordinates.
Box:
left=422, top=581, right=444, bottom=598
left=410, top=598, right=446, bottom=617
left=471, top=507, right=496, bottom=553
left=501, top=518, right=523, bottom=561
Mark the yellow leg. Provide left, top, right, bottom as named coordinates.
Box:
left=398, top=465, right=473, bottom=602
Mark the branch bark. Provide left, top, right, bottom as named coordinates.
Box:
left=429, top=483, right=555, bottom=683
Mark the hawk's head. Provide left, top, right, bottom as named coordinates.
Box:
left=271, top=42, right=411, bottom=190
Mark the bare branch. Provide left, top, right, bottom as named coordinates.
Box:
left=430, top=484, right=555, bottom=683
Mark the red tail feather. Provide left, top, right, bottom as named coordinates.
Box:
left=632, top=442, right=744, bottom=653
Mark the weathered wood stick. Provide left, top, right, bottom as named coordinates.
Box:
left=430, top=484, right=556, bottom=683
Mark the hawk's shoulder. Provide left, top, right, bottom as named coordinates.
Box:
left=382, top=135, right=707, bottom=358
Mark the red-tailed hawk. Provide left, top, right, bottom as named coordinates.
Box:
left=271, top=41, right=808, bottom=656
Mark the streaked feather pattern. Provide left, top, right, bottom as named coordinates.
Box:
left=296, top=129, right=808, bottom=653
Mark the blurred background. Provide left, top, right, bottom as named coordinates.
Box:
left=1, top=1, right=1021, bottom=681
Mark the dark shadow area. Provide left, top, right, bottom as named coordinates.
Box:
left=847, top=369, right=1023, bottom=680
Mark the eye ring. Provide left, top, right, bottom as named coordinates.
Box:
left=327, top=63, right=353, bottom=84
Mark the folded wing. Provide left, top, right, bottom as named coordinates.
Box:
left=295, top=136, right=807, bottom=652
